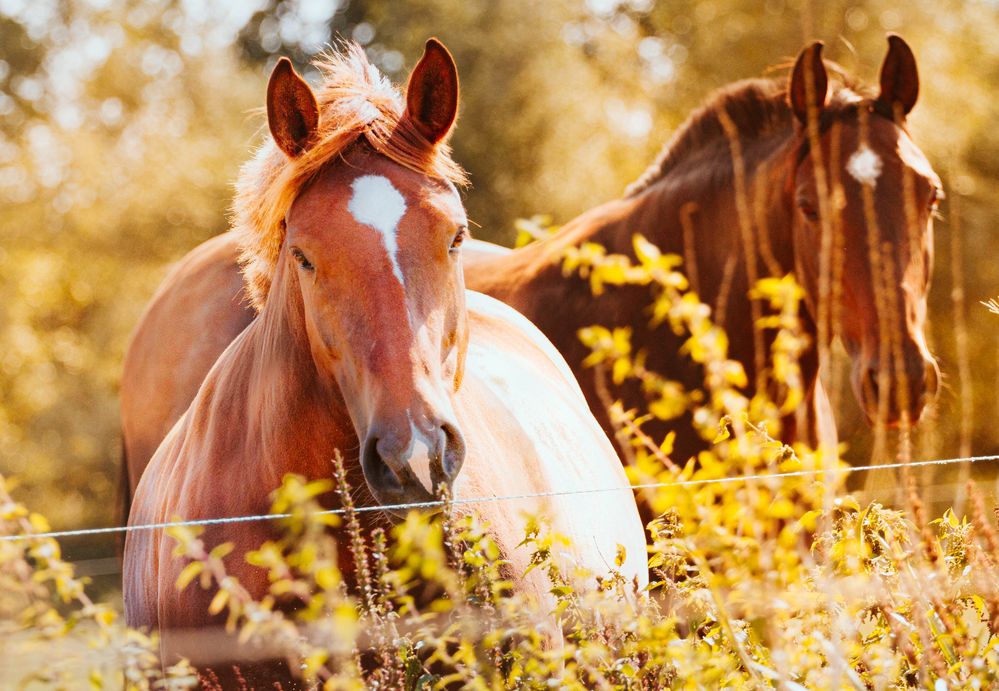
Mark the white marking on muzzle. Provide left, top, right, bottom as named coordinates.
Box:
left=348, top=175, right=407, bottom=285
left=399, top=417, right=435, bottom=493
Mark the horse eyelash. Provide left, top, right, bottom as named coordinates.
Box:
left=291, top=247, right=315, bottom=271
left=451, top=226, right=468, bottom=250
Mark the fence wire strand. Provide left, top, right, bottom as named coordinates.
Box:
left=3, top=453, right=997, bottom=544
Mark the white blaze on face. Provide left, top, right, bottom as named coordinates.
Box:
left=847, top=144, right=883, bottom=188
left=348, top=175, right=408, bottom=285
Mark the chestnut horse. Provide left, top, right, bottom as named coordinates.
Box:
left=123, top=42, right=646, bottom=685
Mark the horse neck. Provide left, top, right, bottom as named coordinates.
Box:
left=638, top=137, right=804, bottom=373
left=656, top=126, right=800, bottom=273
left=507, top=121, right=815, bottom=387
left=220, top=263, right=356, bottom=486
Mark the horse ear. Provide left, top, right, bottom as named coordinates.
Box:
left=267, top=57, right=320, bottom=158
left=788, top=41, right=828, bottom=125
left=876, top=34, right=919, bottom=118
left=404, top=38, right=459, bottom=144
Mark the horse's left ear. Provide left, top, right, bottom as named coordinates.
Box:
left=789, top=41, right=828, bottom=125
left=404, top=38, right=459, bottom=144
left=876, top=34, right=919, bottom=118
left=267, top=57, right=320, bottom=158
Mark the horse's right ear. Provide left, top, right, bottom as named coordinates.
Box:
left=267, top=57, right=320, bottom=158
left=788, top=41, right=828, bottom=125
left=404, top=38, right=459, bottom=145
left=876, top=34, right=919, bottom=118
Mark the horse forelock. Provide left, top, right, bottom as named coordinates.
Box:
left=231, top=42, right=468, bottom=309
left=624, top=73, right=875, bottom=198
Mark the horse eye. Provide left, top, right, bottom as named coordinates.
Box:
left=449, top=227, right=467, bottom=253
left=797, top=199, right=818, bottom=222
left=291, top=247, right=314, bottom=271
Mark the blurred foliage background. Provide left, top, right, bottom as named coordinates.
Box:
left=0, top=0, right=997, bottom=538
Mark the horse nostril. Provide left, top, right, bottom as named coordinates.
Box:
left=861, top=366, right=879, bottom=405
left=440, top=423, right=466, bottom=482
left=361, top=435, right=402, bottom=494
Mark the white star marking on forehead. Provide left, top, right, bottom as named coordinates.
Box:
left=847, top=144, right=883, bottom=188
left=348, top=175, right=408, bottom=285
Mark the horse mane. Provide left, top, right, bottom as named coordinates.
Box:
left=232, top=42, right=468, bottom=308
left=625, top=66, right=871, bottom=198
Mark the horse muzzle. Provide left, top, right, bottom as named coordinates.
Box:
left=854, top=352, right=939, bottom=427
left=359, top=419, right=466, bottom=515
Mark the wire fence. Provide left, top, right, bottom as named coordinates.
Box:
left=4, top=452, right=998, bottom=545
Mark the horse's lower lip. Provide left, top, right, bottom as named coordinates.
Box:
left=382, top=503, right=443, bottom=520
left=366, top=485, right=443, bottom=517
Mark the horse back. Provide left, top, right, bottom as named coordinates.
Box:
left=120, top=233, right=253, bottom=494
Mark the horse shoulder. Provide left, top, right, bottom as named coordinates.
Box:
left=123, top=422, right=186, bottom=632
left=125, top=408, right=277, bottom=639
left=124, top=357, right=255, bottom=619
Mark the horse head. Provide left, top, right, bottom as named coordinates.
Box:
left=788, top=35, right=940, bottom=427
left=266, top=41, right=468, bottom=510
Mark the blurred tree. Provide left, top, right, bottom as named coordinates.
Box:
left=0, top=0, right=260, bottom=532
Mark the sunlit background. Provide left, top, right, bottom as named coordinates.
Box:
left=1, top=0, right=997, bottom=550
